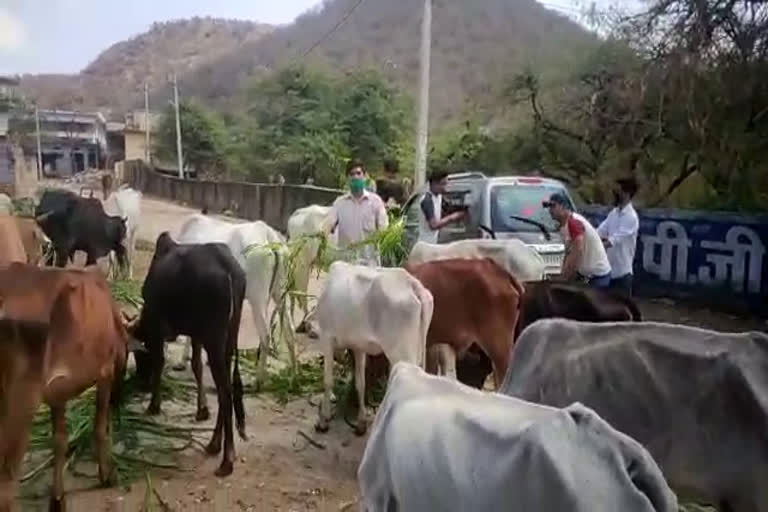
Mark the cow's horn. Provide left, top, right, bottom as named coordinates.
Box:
left=35, top=211, right=53, bottom=222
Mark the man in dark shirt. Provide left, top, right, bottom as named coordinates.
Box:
left=419, top=170, right=465, bottom=243
left=375, top=159, right=406, bottom=206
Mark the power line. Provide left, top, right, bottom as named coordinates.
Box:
left=299, top=0, right=366, bottom=59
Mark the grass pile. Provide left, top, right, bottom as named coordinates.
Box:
left=20, top=374, right=204, bottom=499
left=109, top=278, right=143, bottom=309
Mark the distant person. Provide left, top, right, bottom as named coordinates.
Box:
left=277, top=174, right=286, bottom=186
left=328, top=159, right=388, bottom=266
left=543, top=192, right=611, bottom=288
left=418, top=170, right=466, bottom=244
left=597, top=177, right=640, bottom=297
left=376, top=159, right=406, bottom=206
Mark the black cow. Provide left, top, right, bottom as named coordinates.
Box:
left=128, top=232, right=247, bottom=477
left=35, top=188, right=127, bottom=268
left=457, top=281, right=643, bottom=389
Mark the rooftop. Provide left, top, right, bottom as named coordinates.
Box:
left=0, top=76, right=20, bottom=87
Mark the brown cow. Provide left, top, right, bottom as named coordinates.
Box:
left=457, top=280, right=643, bottom=389
left=0, top=264, right=132, bottom=512
left=14, top=217, right=45, bottom=265
left=0, top=215, right=27, bottom=266
left=405, top=258, right=523, bottom=386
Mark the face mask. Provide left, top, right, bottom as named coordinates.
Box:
left=349, top=177, right=365, bottom=194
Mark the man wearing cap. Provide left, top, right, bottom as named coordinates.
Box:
left=597, top=177, right=640, bottom=297
left=544, top=193, right=612, bottom=288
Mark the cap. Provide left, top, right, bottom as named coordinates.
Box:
left=542, top=192, right=570, bottom=209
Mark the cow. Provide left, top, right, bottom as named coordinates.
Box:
left=0, top=194, right=11, bottom=215
left=0, top=215, right=27, bottom=265
left=457, top=280, right=643, bottom=389
left=500, top=318, right=768, bottom=512
left=103, top=186, right=142, bottom=278
left=127, top=232, right=247, bottom=477
left=34, top=189, right=127, bottom=269
left=359, top=362, right=678, bottom=512
left=0, top=264, right=132, bottom=511
left=405, top=258, right=523, bottom=387
left=314, top=261, right=433, bottom=435
left=286, top=205, right=336, bottom=329
left=14, top=217, right=46, bottom=265
left=408, top=239, right=546, bottom=282
left=101, top=173, right=114, bottom=200
left=174, top=213, right=289, bottom=378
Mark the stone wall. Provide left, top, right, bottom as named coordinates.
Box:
left=123, top=160, right=342, bottom=232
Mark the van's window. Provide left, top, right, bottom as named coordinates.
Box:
left=490, top=185, right=573, bottom=233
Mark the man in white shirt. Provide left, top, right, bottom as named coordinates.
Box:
left=597, top=177, right=640, bottom=297
left=328, top=159, right=389, bottom=266
left=418, top=170, right=465, bottom=243
left=543, top=193, right=612, bottom=288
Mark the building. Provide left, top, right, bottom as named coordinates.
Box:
left=124, top=110, right=161, bottom=163
left=0, top=76, right=21, bottom=139
left=9, top=109, right=108, bottom=177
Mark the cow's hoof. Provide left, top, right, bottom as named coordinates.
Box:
left=99, top=467, right=117, bottom=488
left=315, top=420, right=329, bottom=434
left=308, top=330, right=319, bottom=340
left=49, top=496, right=66, bottom=512
left=146, top=404, right=161, bottom=416
left=196, top=407, right=210, bottom=422
left=295, top=321, right=308, bottom=334
left=214, top=460, right=233, bottom=478
left=205, top=440, right=222, bottom=456
left=237, top=426, right=248, bottom=441
left=354, top=422, right=368, bottom=437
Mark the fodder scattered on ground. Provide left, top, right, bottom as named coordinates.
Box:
left=20, top=375, right=206, bottom=498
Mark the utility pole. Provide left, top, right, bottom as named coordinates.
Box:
left=172, top=74, right=184, bottom=179
left=34, top=105, right=43, bottom=180
left=144, top=81, right=151, bottom=163
left=414, top=0, right=432, bottom=189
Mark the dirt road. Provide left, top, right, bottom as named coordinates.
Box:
left=20, top=189, right=765, bottom=511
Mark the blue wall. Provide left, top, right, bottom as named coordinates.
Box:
left=581, top=205, right=768, bottom=313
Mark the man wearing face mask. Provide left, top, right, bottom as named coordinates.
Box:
left=328, top=159, right=389, bottom=266
left=597, top=177, right=640, bottom=297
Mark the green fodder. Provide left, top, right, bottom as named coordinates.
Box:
left=21, top=376, right=203, bottom=494
left=109, top=278, right=143, bottom=309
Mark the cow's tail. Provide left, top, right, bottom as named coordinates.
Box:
left=110, top=307, right=129, bottom=415
left=414, top=280, right=434, bottom=369
left=228, top=272, right=247, bottom=440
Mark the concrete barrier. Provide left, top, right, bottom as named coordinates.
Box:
left=122, top=160, right=342, bottom=232
left=581, top=205, right=768, bottom=314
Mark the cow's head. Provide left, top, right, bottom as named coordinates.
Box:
left=120, top=310, right=152, bottom=390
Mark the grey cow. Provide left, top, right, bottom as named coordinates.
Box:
left=359, top=362, right=677, bottom=512
left=500, top=318, right=768, bottom=512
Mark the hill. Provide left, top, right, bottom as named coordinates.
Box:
left=18, top=0, right=597, bottom=125
left=19, top=17, right=273, bottom=116
left=179, top=0, right=598, bottom=125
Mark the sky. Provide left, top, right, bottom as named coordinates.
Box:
left=0, top=0, right=323, bottom=75
left=0, top=0, right=607, bottom=76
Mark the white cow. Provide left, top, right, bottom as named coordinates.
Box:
left=286, top=205, right=337, bottom=325
left=408, top=238, right=546, bottom=282
left=315, top=261, right=433, bottom=435
left=175, top=214, right=291, bottom=379
left=103, top=185, right=142, bottom=278
left=359, top=362, right=678, bottom=512
left=0, top=194, right=11, bottom=215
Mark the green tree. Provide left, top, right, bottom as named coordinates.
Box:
left=234, top=65, right=413, bottom=187
left=154, top=100, right=229, bottom=178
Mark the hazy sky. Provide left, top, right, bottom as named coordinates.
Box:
left=0, top=0, right=323, bottom=75
left=0, top=0, right=600, bottom=76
